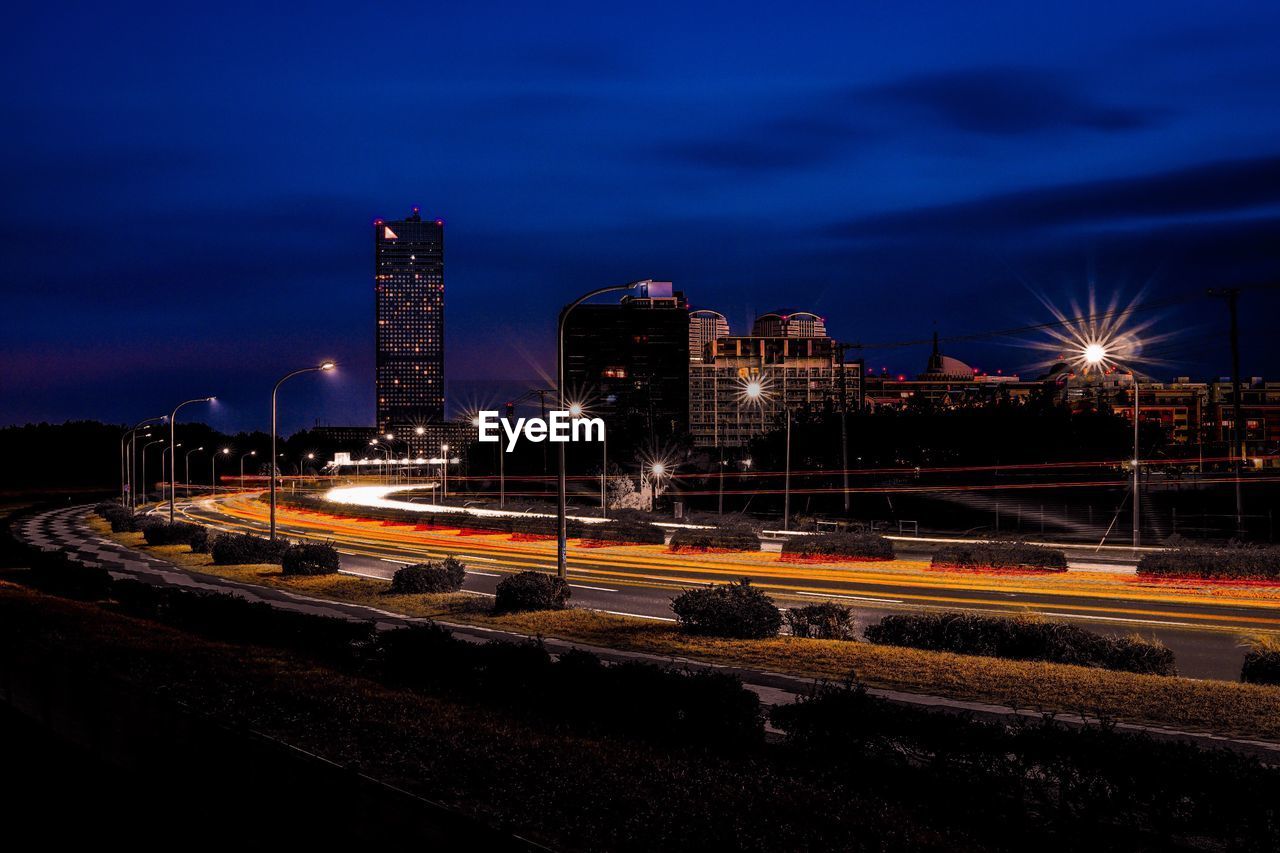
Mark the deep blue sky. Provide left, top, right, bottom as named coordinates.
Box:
left=4, top=1, right=1279, bottom=433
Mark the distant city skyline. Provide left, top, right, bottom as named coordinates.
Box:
left=4, top=2, right=1280, bottom=432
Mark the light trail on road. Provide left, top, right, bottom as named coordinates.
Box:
left=175, top=495, right=1280, bottom=679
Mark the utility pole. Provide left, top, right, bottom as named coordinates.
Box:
left=1208, top=287, right=1245, bottom=534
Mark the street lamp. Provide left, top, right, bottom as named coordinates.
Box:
left=568, top=400, right=609, bottom=518
left=440, top=443, right=450, bottom=500
left=270, top=362, right=336, bottom=541
left=161, top=442, right=181, bottom=507
left=368, top=440, right=391, bottom=485
left=121, top=416, right=165, bottom=508
left=556, top=280, right=652, bottom=578
left=168, top=396, right=215, bottom=523
left=240, top=450, right=257, bottom=486
left=141, top=439, right=165, bottom=506
left=1082, top=342, right=1142, bottom=548
left=213, top=448, right=230, bottom=497
left=739, top=376, right=796, bottom=529
left=184, top=446, right=204, bottom=499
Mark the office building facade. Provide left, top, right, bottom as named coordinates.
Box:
left=563, top=281, right=690, bottom=447
left=689, top=310, right=860, bottom=448
left=374, top=208, right=444, bottom=433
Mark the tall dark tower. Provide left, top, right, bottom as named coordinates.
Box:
left=374, top=208, right=444, bottom=433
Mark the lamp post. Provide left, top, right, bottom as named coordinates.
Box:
left=168, top=396, right=215, bottom=523
left=121, top=417, right=165, bottom=507
left=556, top=280, right=651, bottom=578
left=647, top=461, right=668, bottom=511
left=1082, top=343, right=1141, bottom=548
left=239, top=450, right=257, bottom=487
left=141, top=439, right=165, bottom=505
left=128, top=427, right=159, bottom=510
left=368, top=440, right=390, bottom=486
left=270, top=362, right=335, bottom=541
left=184, top=446, right=204, bottom=499
left=740, top=377, right=794, bottom=528
left=161, top=443, right=180, bottom=507
left=213, top=448, right=230, bottom=497
left=440, top=444, right=450, bottom=500
left=569, top=402, right=609, bottom=518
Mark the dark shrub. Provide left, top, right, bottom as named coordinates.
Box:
left=389, top=556, right=467, bottom=594
left=188, top=525, right=210, bottom=553
left=141, top=519, right=205, bottom=547
left=581, top=518, right=666, bottom=545
left=932, top=541, right=1067, bottom=572
left=668, top=526, right=759, bottom=552
left=100, top=504, right=142, bottom=532
left=281, top=542, right=340, bottom=575
left=769, top=680, right=1280, bottom=850
left=864, top=611, right=1176, bottom=675
left=25, top=548, right=112, bottom=600
left=782, top=531, right=894, bottom=562
left=671, top=578, right=782, bottom=639
left=1241, top=646, right=1280, bottom=685
left=1138, top=544, right=1280, bottom=581
left=209, top=532, right=287, bottom=565
left=786, top=602, right=856, bottom=640
left=493, top=571, right=570, bottom=614
left=548, top=654, right=763, bottom=748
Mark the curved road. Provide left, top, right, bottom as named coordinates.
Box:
left=178, top=493, right=1280, bottom=680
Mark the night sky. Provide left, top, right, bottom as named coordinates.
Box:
left=4, top=2, right=1280, bottom=433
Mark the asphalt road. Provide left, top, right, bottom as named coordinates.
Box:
left=178, top=495, right=1280, bottom=681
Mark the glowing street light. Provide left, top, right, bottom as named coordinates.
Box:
left=440, top=443, right=450, bottom=499
left=184, top=446, right=204, bottom=499
left=270, top=362, right=335, bottom=540
left=556, top=280, right=652, bottom=578
left=239, top=450, right=257, bottom=486
left=1029, top=290, right=1162, bottom=548
left=212, top=447, right=231, bottom=497
left=168, top=396, right=215, bottom=522
left=567, top=399, right=608, bottom=518
left=122, top=416, right=165, bottom=509
left=141, top=438, right=165, bottom=505
left=161, top=442, right=181, bottom=507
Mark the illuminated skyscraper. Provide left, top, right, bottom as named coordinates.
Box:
left=374, top=208, right=444, bottom=432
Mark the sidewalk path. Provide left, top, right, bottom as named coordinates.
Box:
left=17, top=504, right=1280, bottom=758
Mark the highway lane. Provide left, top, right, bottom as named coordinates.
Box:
left=178, top=495, right=1280, bottom=680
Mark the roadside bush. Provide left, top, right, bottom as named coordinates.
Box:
left=671, top=578, right=782, bottom=639
left=141, top=518, right=205, bottom=547
left=281, top=541, right=340, bottom=575
left=99, top=504, right=142, bottom=532
left=25, top=547, right=113, bottom=600
left=932, top=541, right=1067, bottom=572
left=1241, top=638, right=1280, bottom=685
left=786, top=601, right=856, bottom=640
left=769, top=679, right=1280, bottom=848
left=389, top=557, right=467, bottom=594
left=493, top=571, right=570, bottom=614
left=581, top=518, right=666, bottom=545
left=188, top=525, right=210, bottom=553
left=864, top=611, right=1176, bottom=675
left=1138, top=544, right=1280, bottom=581
left=782, top=531, right=894, bottom=562
left=668, top=525, right=759, bottom=553
left=209, top=532, right=287, bottom=565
